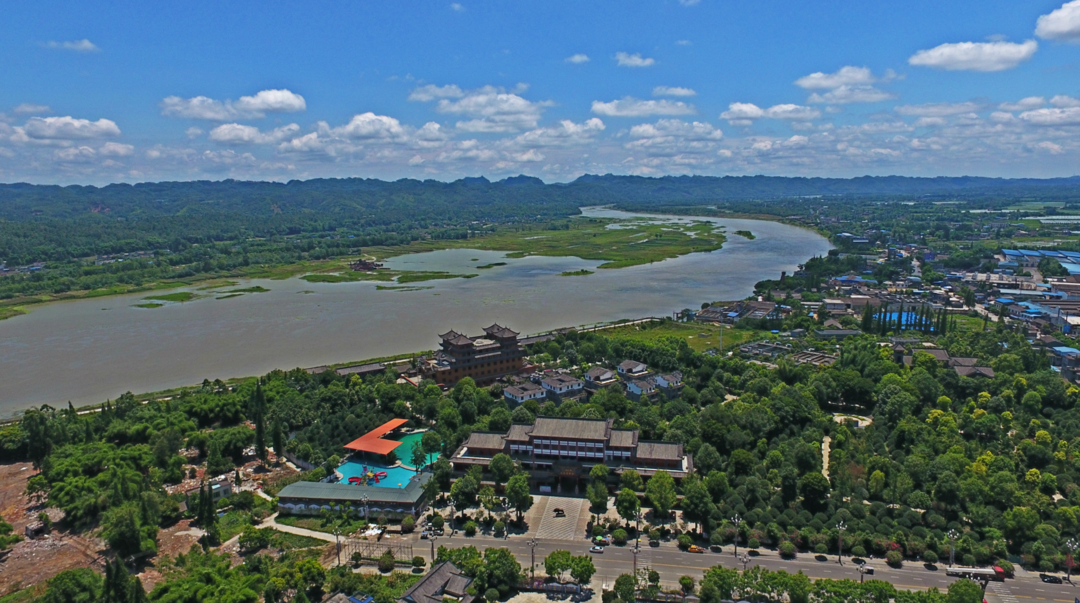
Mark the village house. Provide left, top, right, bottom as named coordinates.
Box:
left=626, top=378, right=657, bottom=400
left=617, top=360, right=648, bottom=377
left=540, top=374, right=584, bottom=401
left=503, top=381, right=545, bottom=404
left=583, top=366, right=618, bottom=390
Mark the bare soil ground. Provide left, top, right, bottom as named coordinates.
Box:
left=0, top=462, right=105, bottom=597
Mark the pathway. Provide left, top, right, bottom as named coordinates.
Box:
left=258, top=513, right=336, bottom=542
left=822, top=436, right=831, bottom=480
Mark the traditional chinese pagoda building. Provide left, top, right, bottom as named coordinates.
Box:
left=420, top=324, right=525, bottom=385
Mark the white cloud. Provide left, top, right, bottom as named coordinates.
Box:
left=185, top=127, right=204, bottom=138
left=451, top=3, right=464, bottom=11
left=721, top=103, right=819, bottom=122
left=895, top=102, right=983, bottom=117
left=15, top=116, right=120, bottom=141
left=408, top=85, right=465, bottom=102
left=160, top=89, right=306, bottom=120
left=1033, top=141, right=1065, bottom=154
left=625, top=119, right=723, bottom=155
left=914, top=117, right=947, bottom=128
left=675, top=40, right=692, bottom=46
left=795, top=66, right=876, bottom=89
left=54, top=146, right=98, bottom=162
left=1019, top=107, right=1080, bottom=126
left=615, top=52, right=655, bottom=68
left=999, top=97, right=1046, bottom=111
left=808, top=86, right=896, bottom=104
left=99, top=142, right=134, bottom=157
left=13, top=103, right=50, bottom=115
left=565, top=54, right=590, bottom=64
left=591, top=97, right=695, bottom=117
left=511, top=119, right=605, bottom=147
left=1037, top=1, right=1080, bottom=42
left=209, top=123, right=300, bottom=144
left=325, top=113, right=409, bottom=140
left=410, top=85, right=549, bottom=132
left=678, top=0, right=701, bottom=5
left=765, top=104, right=821, bottom=120
left=43, top=39, right=99, bottom=53
left=1051, top=95, right=1080, bottom=108
left=233, top=89, right=306, bottom=114
left=908, top=40, right=1037, bottom=72
left=653, top=86, right=697, bottom=97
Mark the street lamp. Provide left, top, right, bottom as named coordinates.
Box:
left=738, top=552, right=750, bottom=572
left=635, top=511, right=642, bottom=548
left=731, top=514, right=741, bottom=557
left=1067, top=538, right=1078, bottom=583
left=632, top=545, right=642, bottom=580
left=430, top=535, right=438, bottom=563
left=858, top=565, right=869, bottom=583
left=947, top=529, right=960, bottom=568
left=836, top=521, right=846, bottom=566
left=362, top=493, right=370, bottom=524
left=527, top=539, right=539, bottom=580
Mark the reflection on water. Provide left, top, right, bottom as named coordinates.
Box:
left=0, top=209, right=831, bottom=417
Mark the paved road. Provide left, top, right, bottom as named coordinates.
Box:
left=425, top=531, right=1079, bottom=602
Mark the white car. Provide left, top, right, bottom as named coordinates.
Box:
left=589, top=546, right=604, bottom=554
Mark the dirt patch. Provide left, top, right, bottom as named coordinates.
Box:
left=0, top=462, right=106, bottom=597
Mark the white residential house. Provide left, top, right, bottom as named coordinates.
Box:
left=617, top=360, right=648, bottom=377
left=541, top=374, right=584, bottom=396
left=504, top=382, right=546, bottom=404
left=653, top=372, right=683, bottom=389
left=584, top=366, right=618, bottom=387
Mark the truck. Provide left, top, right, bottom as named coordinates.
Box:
left=946, top=566, right=1006, bottom=581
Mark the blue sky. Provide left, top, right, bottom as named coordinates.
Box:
left=3, top=0, right=1080, bottom=184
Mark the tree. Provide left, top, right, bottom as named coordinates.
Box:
left=695, top=444, right=722, bottom=475
left=615, top=488, right=640, bottom=528
left=679, top=576, right=695, bottom=595
left=614, top=574, right=637, bottom=603
left=590, top=464, right=609, bottom=483
left=570, top=555, right=596, bottom=584
left=480, top=547, right=523, bottom=598
left=946, top=579, right=983, bottom=603
left=545, top=549, right=573, bottom=580
left=587, top=481, right=609, bottom=521
left=40, top=568, right=102, bottom=603
left=411, top=441, right=427, bottom=472
left=621, top=469, right=644, bottom=492
left=490, top=453, right=516, bottom=484
left=238, top=526, right=270, bottom=551
left=102, top=503, right=156, bottom=558
left=680, top=476, right=715, bottom=534
left=205, top=439, right=232, bottom=476
left=252, top=382, right=267, bottom=461
left=798, top=472, right=830, bottom=512
left=101, top=557, right=134, bottom=603
left=422, top=431, right=442, bottom=455
left=645, top=471, right=677, bottom=523
left=25, top=474, right=49, bottom=506
left=506, top=474, right=533, bottom=523
left=451, top=474, right=479, bottom=511
left=271, top=415, right=285, bottom=461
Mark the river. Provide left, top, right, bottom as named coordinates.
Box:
left=0, top=208, right=831, bottom=418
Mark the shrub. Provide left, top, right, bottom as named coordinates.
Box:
left=886, top=550, right=903, bottom=567
left=402, top=516, right=415, bottom=533
left=613, top=528, right=628, bottom=545
left=815, top=543, right=828, bottom=554
left=432, top=515, right=445, bottom=529
left=710, top=531, right=724, bottom=548
left=485, top=588, right=501, bottom=602
left=996, top=560, right=1014, bottom=577
left=351, top=552, right=363, bottom=566
left=464, top=521, right=478, bottom=536
left=649, top=528, right=661, bottom=542
left=677, top=534, right=692, bottom=550
left=378, top=550, right=395, bottom=573
left=748, top=537, right=760, bottom=550
left=922, top=550, right=938, bottom=564
left=679, top=576, right=695, bottom=594
left=413, top=556, right=426, bottom=569
left=851, top=545, right=867, bottom=558
left=593, top=525, right=606, bottom=537
left=779, top=542, right=796, bottom=558
left=494, top=520, right=506, bottom=535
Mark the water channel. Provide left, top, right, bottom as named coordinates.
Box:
left=0, top=208, right=832, bottom=417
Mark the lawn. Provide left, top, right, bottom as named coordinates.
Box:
left=601, top=320, right=762, bottom=352
left=268, top=529, right=327, bottom=550
left=275, top=514, right=371, bottom=536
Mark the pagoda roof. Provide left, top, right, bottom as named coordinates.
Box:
left=483, top=323, right=519, bottom=338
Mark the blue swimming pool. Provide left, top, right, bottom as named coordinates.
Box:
left=337, top=461, right=419, bottom=489
left=394, top=432, right=440, bottom=468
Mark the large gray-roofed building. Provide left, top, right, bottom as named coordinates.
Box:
left=277, top=473, right=431, bottom=518
left=528, top=417, right=611, bottom=440
left=399, top=562, right=475, bottom=603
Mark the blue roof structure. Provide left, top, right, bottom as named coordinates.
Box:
left=1060, top=262, right=1080, bottom=275
left=995, top=298, right=1015, bottom=305
left=1002, top=249, right=1022, bottom=257
left=1052, top=346, right=1080, bottom=355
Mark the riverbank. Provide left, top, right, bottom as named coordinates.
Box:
left=0, top=213, right=725, bottom=323
left=0, top=211, right=831, bottom=417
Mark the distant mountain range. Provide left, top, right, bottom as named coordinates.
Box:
left=1, top=173, right=1079, bottom=220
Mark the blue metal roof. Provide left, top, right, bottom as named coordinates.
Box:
left=1052, top=346, right=1080, bottom=355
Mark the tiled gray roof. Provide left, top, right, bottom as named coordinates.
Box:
left=528, top=417, right=612, bottom=440
left=400, top=562, right=475, bottom=603
left=505, top=424, right=532, bottom=442
left=608, top=430, right=638, bottom=448
left=635, top=441, right=684, bottom=461
left=277, top=474, right=430, bottom=505
left=465, top=432, right=508, bottom=451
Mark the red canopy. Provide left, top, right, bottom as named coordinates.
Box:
left=343, top=418, right=409, bottom=455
